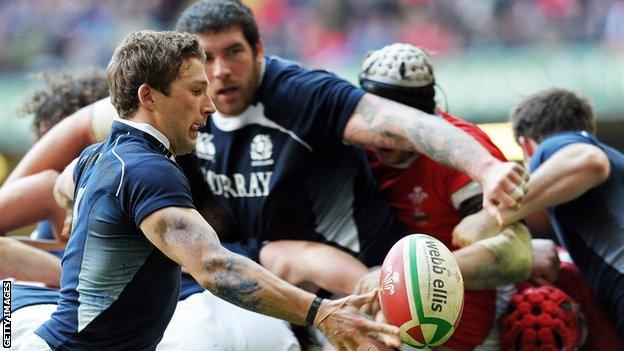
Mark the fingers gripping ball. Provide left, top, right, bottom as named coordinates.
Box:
left=378, top=234, right=464, bottom=349
left=501, top=285, right=583, bottom=351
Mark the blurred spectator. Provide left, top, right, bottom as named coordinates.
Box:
left=0, top=0, right=622, bottom=72
left=605, top=0, right=624, bottom=48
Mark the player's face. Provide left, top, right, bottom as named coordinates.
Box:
left=197, top=27, right=263, bottom=116
left=374, top=148, right=419, bottom=169
left=155, top=57, right=215, bottom=155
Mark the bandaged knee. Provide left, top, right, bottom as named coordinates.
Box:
left=478, top=223, right=532, bottom=286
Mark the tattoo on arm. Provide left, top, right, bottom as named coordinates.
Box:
left=358, top=99, right=381, bottom=125
left=207, top=256, right=263, bottom=311
left=151, top=213, right=222, bottom=261
left=346, top=94, right=493, bottom=177
left=150, top=210, right=299, bottom=321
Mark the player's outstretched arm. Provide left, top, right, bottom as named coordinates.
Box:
left=260, top=240, right=370, bottom=296
left=343, top=93, right=525, bottom=219
left=4, top=98, right=115, bottom=185
left=0, top=237, right=61, bottom=287
left=453, top=223, right=532, bottom=289
left=497, top=143, right=610, bottom=226
left=141, top=207, right=400, bottom=351
left=0, top=170, right=65, bottom=237
left=452, top=209, right=502, bottom=248
left=5, top=108, right=93, bottom=183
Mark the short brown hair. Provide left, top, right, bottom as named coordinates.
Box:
left=107, top=30, right=205, bottom=118
left=510, top=87, right=596, bottom=143
left=175, top=0, right=260, bottom=53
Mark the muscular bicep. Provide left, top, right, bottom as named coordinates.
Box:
left=343, top=93, right=417, bottom=151
left=140, top=206, right=223, bottom=275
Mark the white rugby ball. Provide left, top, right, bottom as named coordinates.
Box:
left=378, top=234, right=464, bottom=349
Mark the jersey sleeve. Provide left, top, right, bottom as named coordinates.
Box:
left=259, top=57, right=365, bottom=147
left=530, top=132, right=597, bottom=172
left=122, top=158, right=195, bottom=226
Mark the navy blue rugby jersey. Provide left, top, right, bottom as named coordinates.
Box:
left=530, top=131, right=624, bottom=335
left=194, top=56, right=406, bottom=266
left=36, top=120, right=194, bottom=350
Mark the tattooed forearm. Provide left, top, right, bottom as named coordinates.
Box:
left=208, top=256, right=263, bottom=310
left=144, top=208, right=312, bottom=326
left=358, top=98, right=382, bottom=125
left=202, top=252, right=310, bottom=324
left=345, top=93, right=495, bottom=178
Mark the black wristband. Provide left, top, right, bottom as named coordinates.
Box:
left=305, top=296, right=324, bottom=326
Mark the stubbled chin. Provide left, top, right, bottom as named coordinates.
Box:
left=216, top=102, right=246, bottom=116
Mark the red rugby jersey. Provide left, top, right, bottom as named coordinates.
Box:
left=368, top=112, right=507, bottom=250
left=367, top=112, right=508, bottom=350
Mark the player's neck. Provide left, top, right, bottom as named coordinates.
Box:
left=120, top=112, right=172, bottom=154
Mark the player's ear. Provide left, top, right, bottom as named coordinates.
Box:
left=518, top=136, right=537, bottom=159
left=254, top=40, right=264, bottom=62
left=138, top=84, right=156, bottom=111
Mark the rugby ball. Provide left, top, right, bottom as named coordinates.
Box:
left=378, top=234, right=464, bottom=349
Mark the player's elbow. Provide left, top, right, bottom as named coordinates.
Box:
left=579, top=148, right=610, bottom=184
left=196, top=249, right=240, bottom=290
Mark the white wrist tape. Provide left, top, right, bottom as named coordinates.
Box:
left=478, top=222, right=532, bottom=286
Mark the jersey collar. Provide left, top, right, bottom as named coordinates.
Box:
left=115, top=118, right=173, bottom=158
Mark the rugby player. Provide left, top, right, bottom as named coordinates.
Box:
left=17, top=30, right=398, bottom=351
left=262, top=43, right=535, bottom=351
left=454, top=87, right=624, bottom=341
left=0, top=33, right=349, bottom=351
left=357, top=43, right=532, bottom=351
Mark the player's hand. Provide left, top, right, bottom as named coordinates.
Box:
left=53, top=173, right=74, bottom=210
left=452, top=210, right=501, bottom=248
left=353, top=268, right=382, bottom=316
left=315, top=289, right=401, bottom=351
left=528, top=239, right=560, bottom=286
left=478, top=161, right=527, bottom=223
left=60, top=208, right=73, bottom=238
left=372, top=310, right=401, bottom=349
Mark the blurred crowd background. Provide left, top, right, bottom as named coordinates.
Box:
left=1, top=0, right=624, bottom=71
left=1, top=0, right=623, bottom=172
